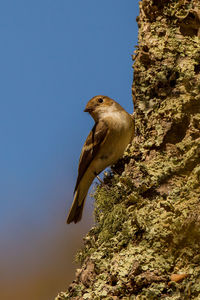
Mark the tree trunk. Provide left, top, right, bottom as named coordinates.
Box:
left=56, top=0, right=200, bottom=299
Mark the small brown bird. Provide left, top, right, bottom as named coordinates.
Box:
left=66, top=95, right=134, bottom=224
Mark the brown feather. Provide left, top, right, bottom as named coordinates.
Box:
left=74, top=120, right=109, bottom=192
left=67, top=120, right=109, bottom=224
left=66, top=189, right=86, bottom=224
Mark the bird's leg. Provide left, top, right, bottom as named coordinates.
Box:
left=96, top=175, right=104, bottom=185
left=94, top=172, right=104, bottom=184
left=94, top=172, right=110, bottom=191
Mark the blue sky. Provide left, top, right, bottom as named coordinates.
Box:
left=0, top=1, right=139, bottom=299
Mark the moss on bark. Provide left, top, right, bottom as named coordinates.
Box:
left=56, top=0, right=200, bottom=299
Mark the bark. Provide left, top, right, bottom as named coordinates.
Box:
left=56, top=0, right=200, bottom=299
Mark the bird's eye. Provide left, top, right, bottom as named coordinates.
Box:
left=98, top=98, right=103, bottom=103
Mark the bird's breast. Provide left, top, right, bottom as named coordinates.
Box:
left=88, top=110, right=133, bottom=176
left=93, top=118, right=132, bottom=174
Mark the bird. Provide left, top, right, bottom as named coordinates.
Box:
left=66, top=95, right=134, bottom=224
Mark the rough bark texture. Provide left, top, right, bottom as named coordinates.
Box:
left=56, top=0, right=200, bottom=299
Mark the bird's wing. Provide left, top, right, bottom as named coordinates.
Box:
left=74, top=120, right=109, bottom=192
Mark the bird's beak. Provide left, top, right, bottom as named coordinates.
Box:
left=84, top=106, right=93, bottom=113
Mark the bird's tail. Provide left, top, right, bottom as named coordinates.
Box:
left=66, top=189, right=86, bottom=224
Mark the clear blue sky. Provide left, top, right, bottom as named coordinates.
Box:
left=0, top=1, right=139, bottom=299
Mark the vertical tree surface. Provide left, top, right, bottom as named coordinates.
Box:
left=56, top=0, right=200, bottom=299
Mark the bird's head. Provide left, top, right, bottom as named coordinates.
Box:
left=84, top=95, right=122, bottom=122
